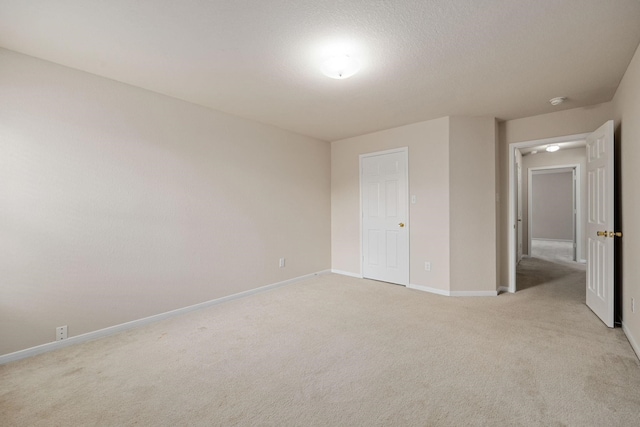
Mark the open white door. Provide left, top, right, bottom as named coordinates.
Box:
left=586, top=120, right=615, bottom=328
left=361, top=148, right=409, bottom=286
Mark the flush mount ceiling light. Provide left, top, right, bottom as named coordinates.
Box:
left=546, top=145, right=560, bottom=152
left=321, top=55, right=360, bottom=79
left=549, top=96, right=567, bottom=106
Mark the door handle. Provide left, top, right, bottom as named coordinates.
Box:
left=399, top=223, right=405, bottom=228
left=597, top=230, right=623, bottom=238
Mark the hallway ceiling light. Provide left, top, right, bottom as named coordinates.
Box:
left=321, top=55, right=360, bottom=79
left=549, top=96, right=567, bottom=106
left=546, top=145, right=560, bottom=152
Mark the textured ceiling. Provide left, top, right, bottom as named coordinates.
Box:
left=1, top=1, right=639, bottom=141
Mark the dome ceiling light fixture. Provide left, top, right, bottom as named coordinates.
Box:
left=546, top=145, right=560, bottom=152
left=321, top=55, right=360, bottom=79
left=549, top=96, right=567, bottom=106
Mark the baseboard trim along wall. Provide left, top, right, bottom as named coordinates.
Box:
left=622, top=322, right=640, bottom=362
left=408, top=284, right=498, bottom=297
left=498, top=286, right=510, bottom=294
left=449, top=290, right=498, bottom=297
left=0, top=270, right=332, bottom=365
left=407, top=284, right=450, bottom=296
left=331, top=269, right=363, bottom=278
left=332, top=273, right=499, bottom=297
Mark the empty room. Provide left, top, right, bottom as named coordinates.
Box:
left=2, top=1, right=640, bottom=425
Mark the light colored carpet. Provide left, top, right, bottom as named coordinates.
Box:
left=1, top=263, right=639, bottom=426
left=530, top=239, right=575, bottom=263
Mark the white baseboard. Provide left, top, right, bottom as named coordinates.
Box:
left=498, top=286, right=510, bottom=294
left=0, top=270, right=330, bottom=365
left=407, top=283, right=450, bottom=296
left=622, top=322, right=640, bottom=362
left=408, top=284, right=498, bottom=297
left=331, top=269, right=363, bottom=279
left=450, top=290, right=498, bottom=297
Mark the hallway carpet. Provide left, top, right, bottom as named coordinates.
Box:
left=1, top=262, right=639, bottom=426
left=530, top=239, right=576, bottom=263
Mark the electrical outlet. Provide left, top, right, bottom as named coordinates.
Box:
left=424, top=262, right=431, bottom=271
left=56, top=325, right=67, bottom=341
left=279, top=258, right=285, bottom=268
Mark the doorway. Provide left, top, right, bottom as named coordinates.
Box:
left=508, top=133, right=589, bottom=293
left=528, top=165, right=580, bottom=263
left=508, top=122, right=617, bottom=329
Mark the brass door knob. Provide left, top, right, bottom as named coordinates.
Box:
left=399, top=223, right=405, bottom=228
left=597, top=230, right=623, bottom=238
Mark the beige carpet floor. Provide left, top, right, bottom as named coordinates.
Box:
left=530, top=239, right=576, bottom=264
left=2, top=259, right=639, bottom=426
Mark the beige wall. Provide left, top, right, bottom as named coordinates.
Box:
left=0, top=49, right=331, bottom=356
left=498, top=102, right=613, bottom=286
left=612, top=42, right=640, bottom=354
left=521, top=148, right=587, bottom=257
left=531, top=172, right=574, bottom=241
left=331, top=116, right=497, bottom=294
left=331, top=117, right=451, bottom=291
left=449, top=117, right=497, bottom=292
left=501, top=102, right=614, bottom=145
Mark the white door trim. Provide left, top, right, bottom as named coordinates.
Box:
left=507, top=133, right=589, bottom=293
left=359, top=147, right=410, bottom=285
left=527, top=164, right=582, bottom=262
left=516, top=149, right=523, bottom=264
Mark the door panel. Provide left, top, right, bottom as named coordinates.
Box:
left=386, top=230, right=398, bottom=268
left=386, top=180, right=398, bottom=217
left=361, top=149, right=409, bottom=285
left=368, top=230, right=380, bottom=265
left=586, top=120, right=615, bottom=328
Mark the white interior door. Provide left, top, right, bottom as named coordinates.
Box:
left=361, top=149, right=409, bottom=286
left=586, top=120, right=615, bottom=328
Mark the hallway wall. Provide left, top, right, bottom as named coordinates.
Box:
left=522, top=148, right=586, bottom=258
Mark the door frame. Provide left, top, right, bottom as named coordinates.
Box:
left=508, top=133, right=589, bottom=293
left=359, top=147, right=410, bottom=284
left=527, top=164, right=582, bottom=262
left=515, top=149, right=523, bottom=264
